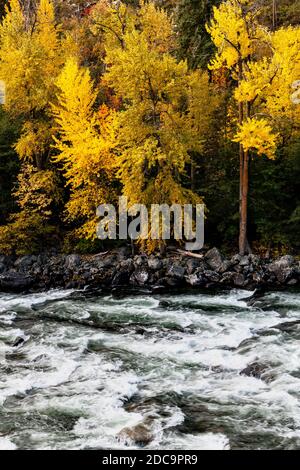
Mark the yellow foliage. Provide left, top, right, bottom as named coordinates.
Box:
left=103, top=5, right=210, bottom=208
left=206, top=0, right=263, bottom=71
left=0, top=0, right=61, bottom=116
left=14, top=164, right=62, bottom=217
left=208, top=0, right=300, bottom=164
left=52, top=58, right=118, bottom=239
left=233, top=118, right=278, bottom=159
left=15, top=121, right=53, bottom=165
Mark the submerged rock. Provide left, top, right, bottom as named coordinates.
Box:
left=117, top=423, right=153, bottom=447
left=240, top=362, right=270, bottom=380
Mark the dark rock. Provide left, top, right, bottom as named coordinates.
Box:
left=148, top=257, right=163, bottom=271
left=0, top=273, right=35, bottom=292
left=159, top=276, right=182, bottom=287
left=152, top=285, right=167, bottom=294
left=239, top=255, right=250, bottom=267
left=233, top=273, right=245, bottom=287
left=204, top=270, right=220, bottom=283
left=65, top=254, right=81, bottom=270
left=186, top=258, right=205, bottom=274
left=220, top=271, right=236, bottom=285
left=134, top=255, right=148, bottom=268
left=130, top=268, right=150, bottom=286
left=0, top=263, right=6, bottom=274
left=119, top=258, right=134, bottom=271
left=159, top=300, right=171, bottom=308
left=231, top=254, right=242, bottom=265
left=205, top=248, right=224, bottom=271
left=272, top=320, right=300, bottom=333
left=268, top=255, right=295, bottom=283
left=185, top=273, right=206, bottom=287
left=14, top=255, right=37, bottom=271
left=217, top=260, right=232, bottom=274
left=13, top=337, right=25, bottom=348
left=240, top=286, right=266, bottom=305
left=240, top=362, right=269, bottom=380
left=112, top=270, right=130, bottom=287
left=167, top=264, right=186, bottom=279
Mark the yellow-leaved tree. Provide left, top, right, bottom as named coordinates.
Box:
left=97, top=0, right=218, bottom=251
left=207, top=0, right=300, bottom=255
left=52, top=58, right=118, bottom=240
left=0, top=0, right=63, bottom=254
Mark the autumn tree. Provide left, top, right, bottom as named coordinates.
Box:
left=97, top=0, right=218, bottom=251
left=207, top=0, right=300, bottom=255
left=0, top=0, right=63, bottom=254
left=52, top=58, right=118, bottom=240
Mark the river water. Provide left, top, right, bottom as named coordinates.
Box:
left=0, top=288, right=299, bottom=450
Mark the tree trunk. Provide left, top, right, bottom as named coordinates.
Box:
left=239, top=150, right=249, bottom=255
left=191, top=159, right=196, bottom=192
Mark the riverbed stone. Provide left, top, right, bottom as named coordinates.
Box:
left=0, top=273, right=35, bottom=292
left=130, top=267, right=150, bottom=286
left=117, top=423, right=153, bottom=447
left=0, top=247, right=299, bottom=293
left=167, top=263, right=186, bottom=279
left=148, top=257, right=163, bottom=271
left=205, top=247, right=224, bottom=271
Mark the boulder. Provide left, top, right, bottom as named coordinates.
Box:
left=0, top=273, right=35, bottom=292
left=65, top=254, right=81, bottom=270
left=205, top=248, right=224, bottom=271
left=117, top=423, right=153, bottom=447
left=148, top=257, right=163, bottom=271
left=167, top=263, right=186, bottom=279
left=112, top=270, right=130, bottom=287
left=186, top=258, right=205, bottom=274
left=204, top=270, right=220, bottom=283
left=240, top=362, right=270, bottom=381
left=233, top=273, right=246, bottom=287
left=119, top=258, right=134, bottom=271
left=14, top=255, right=37, bottom=270
left=268, top=255, right=295, bottom=282
left=185, top=273, right=206, bottom=287
left=217, top=259, right=232, bottom=274
left=239, top=255, right=251, bottom=267
left=130, top=267, right=150, bottom=286
left=134, top=255, right=148, bottom=268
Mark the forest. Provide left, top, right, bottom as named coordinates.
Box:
left=0, top=0, right=299, bottom=257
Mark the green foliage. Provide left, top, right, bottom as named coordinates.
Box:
left=0, top=211, right=58, bottom=255
left=0, top=110, right=19, bottom=224
left=175, top=0, right=221, bottom=68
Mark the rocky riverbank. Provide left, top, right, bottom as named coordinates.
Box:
left=0, top=247, right=299, bottom=293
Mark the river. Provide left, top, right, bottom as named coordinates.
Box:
left=0, top=288, right=299, bottom=450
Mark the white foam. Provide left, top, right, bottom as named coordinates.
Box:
left=0, top=437, right=17, bottom=450
left=0, top=288, right=299, bottom=449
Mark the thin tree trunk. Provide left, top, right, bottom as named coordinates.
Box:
left=239, top=99, right=252, bottom=255
left=239, top=150, right=249, bottom=255
left=191, top=159, right=196, bottom=192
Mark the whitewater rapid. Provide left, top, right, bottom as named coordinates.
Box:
left=0, top=288, right=299, bottom=450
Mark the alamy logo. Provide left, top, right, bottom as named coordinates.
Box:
left=0, top=80, right=5, bottom=105
left=291, top=80, right=300, bottom=104
left=96, top=197, right=205, bottom=251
